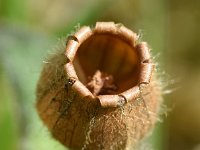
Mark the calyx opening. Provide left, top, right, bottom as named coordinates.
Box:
left=74, top=33, right=140, bottom=95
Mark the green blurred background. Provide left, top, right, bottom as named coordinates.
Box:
left=0, top=0, right=200, bottom=150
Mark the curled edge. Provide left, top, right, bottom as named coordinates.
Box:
left=64, top=22, right=154, bottom=108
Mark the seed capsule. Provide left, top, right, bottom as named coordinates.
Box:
left=36, top=22, right=162, bottom=150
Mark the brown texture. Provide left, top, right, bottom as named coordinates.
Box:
left=86, top=70, right=117, bottom=96
left=36, top=22, right=162, bottom=150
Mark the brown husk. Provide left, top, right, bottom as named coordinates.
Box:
left=36, top=22, right=162, bottom=150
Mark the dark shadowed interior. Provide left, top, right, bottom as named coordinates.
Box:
left=73, top=33, right=140, bottom=95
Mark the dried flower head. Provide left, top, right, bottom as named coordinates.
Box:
left=36, top=22, right=162, bottom=150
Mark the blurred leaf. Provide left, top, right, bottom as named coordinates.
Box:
left=0, top=67, right=19, bottom=150
left=0, top=24, right=66, bottom=150
left=0, top=0, right=26, bottom=22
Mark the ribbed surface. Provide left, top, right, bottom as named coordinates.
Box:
left=36, top=22, right=162, bottom=150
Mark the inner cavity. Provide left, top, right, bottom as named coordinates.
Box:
left=73, top=33, right=140, bottom=95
